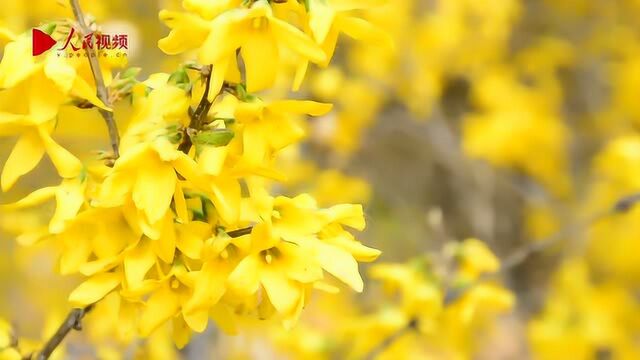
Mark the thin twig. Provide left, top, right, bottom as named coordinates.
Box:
left=363, top=319, right=418, bottom=360
left=362, top=192, right=640, bottom=360
left=36, top=305, right=94, bottom=360
left=192, top=65, right=214, bottom=130
left=227, top=226, right=253, bottom=238
left=178, top=65, right=213, bottom=154
left=516, top=191, right=639, bottom=268
left=69, top=0, right=120, bottom=159
left=498, top=212, right=605, bottom=271
left=444, top=192, right=640, bottom=304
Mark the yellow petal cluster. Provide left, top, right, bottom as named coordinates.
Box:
left=158, top=0, right=387, bottom=93
left=1, top=0, right=382, bottom=346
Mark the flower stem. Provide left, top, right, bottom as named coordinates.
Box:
left=69, top=0, right=120, bottom=159
left=35, top=305, right=94, bottom=360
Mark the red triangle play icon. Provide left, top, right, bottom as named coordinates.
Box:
left=32, top=28, right=57, bottom=56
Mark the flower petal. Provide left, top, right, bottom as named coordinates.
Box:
left=139, top=285, right=180, bottom=336
left=227, top=255, right=261, bottom=297
left=261, top=268, right=302, bottom=314
left=124, top=238, right=156, bottom=289
left=132, top=158, right=176, bottom=224
left=1, top=129, right=45, bottom=191
left=316, top=242, right=363, bottom=292
left=69, top=272, right=121, bottom=306
left=38, top=127, right=83, bottom=179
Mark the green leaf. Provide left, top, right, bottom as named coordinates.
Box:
left=235, top=83, right=248, bottom=99
left=121, top=67, right=142, bottom=79
left=79, top=166, right=88, bottom=183
left=193, top=129, right=234, bottom=147
left=235, top=83, right=259, bottom=102
left=167, top=132, right=183, bottom=144
left=168, top=67, right=191, bottom=89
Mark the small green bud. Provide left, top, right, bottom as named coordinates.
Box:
left=167, top=132, right=183, bottom=144
left=41, top=23, right=57, bottom=35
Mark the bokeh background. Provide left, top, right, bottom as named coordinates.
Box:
left=3, top=0, right=640, bottom=359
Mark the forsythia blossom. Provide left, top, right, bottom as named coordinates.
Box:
left=0, top=0, right=384, bottom=350
left=0, top=26, right=110, bottom=192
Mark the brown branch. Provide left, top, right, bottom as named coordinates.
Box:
left=227, top=226, right=253, bottom=238
left=179, top=65, right=213, bottom=154
left=178, top=65, right=237, bottom=154
left=35, top=305, right=94, bottom=360
left=69, top=0, right=120, bottom=159
left=192, top=65, right=214, bottom=130
left=362, top=318, right=418, bottom=360
left=503, top=192, right=640, bottom=272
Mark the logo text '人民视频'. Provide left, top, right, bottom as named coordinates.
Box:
left=32, top=26, right=128, bottom=58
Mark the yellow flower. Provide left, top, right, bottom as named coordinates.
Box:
left=306, top=0, right=390, bottom=64
left=223, top=192, right=377, bottom=327
left=232, top=95, right=332, bottom=166
left=369, top=262, right=442, bottom=318
left=462, top=68, right=571, bottom=197
left=0, top=0, right=383, bottom=348
left=446, top=283, right=514, bottom=324
left=310, top=169, right=372, bottom=206
left=296, top=0, right=391, bottom=88
left=55, top=207, right=136, bottom=275
left=182, top=235, right=240, bottom=332
left=159, top=0, right=326, bottom=93
left=586, top=135, right=640, bottom=283
left=227, top=223, right=324, bottom=327
left=1, top=174, right=87, bottom=234
left=98, top=144, right=189, bottom=227
left=456, top=238, right=501, bottom=280
left=97, top=82, right=238, bottom=229
left=182, top=0, right=243, bottom=20
left=0, top=29, right=109, bottom=190
left=0, top=319, right=20, bottom=360
left=138, top=264, right=195, bottom=338
left=528, top=260, right=640, bottom=360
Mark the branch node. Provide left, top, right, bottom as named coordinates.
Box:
left=612, top=193, right=640, bottom=213
left=36, top=305, right=93, bottom=360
